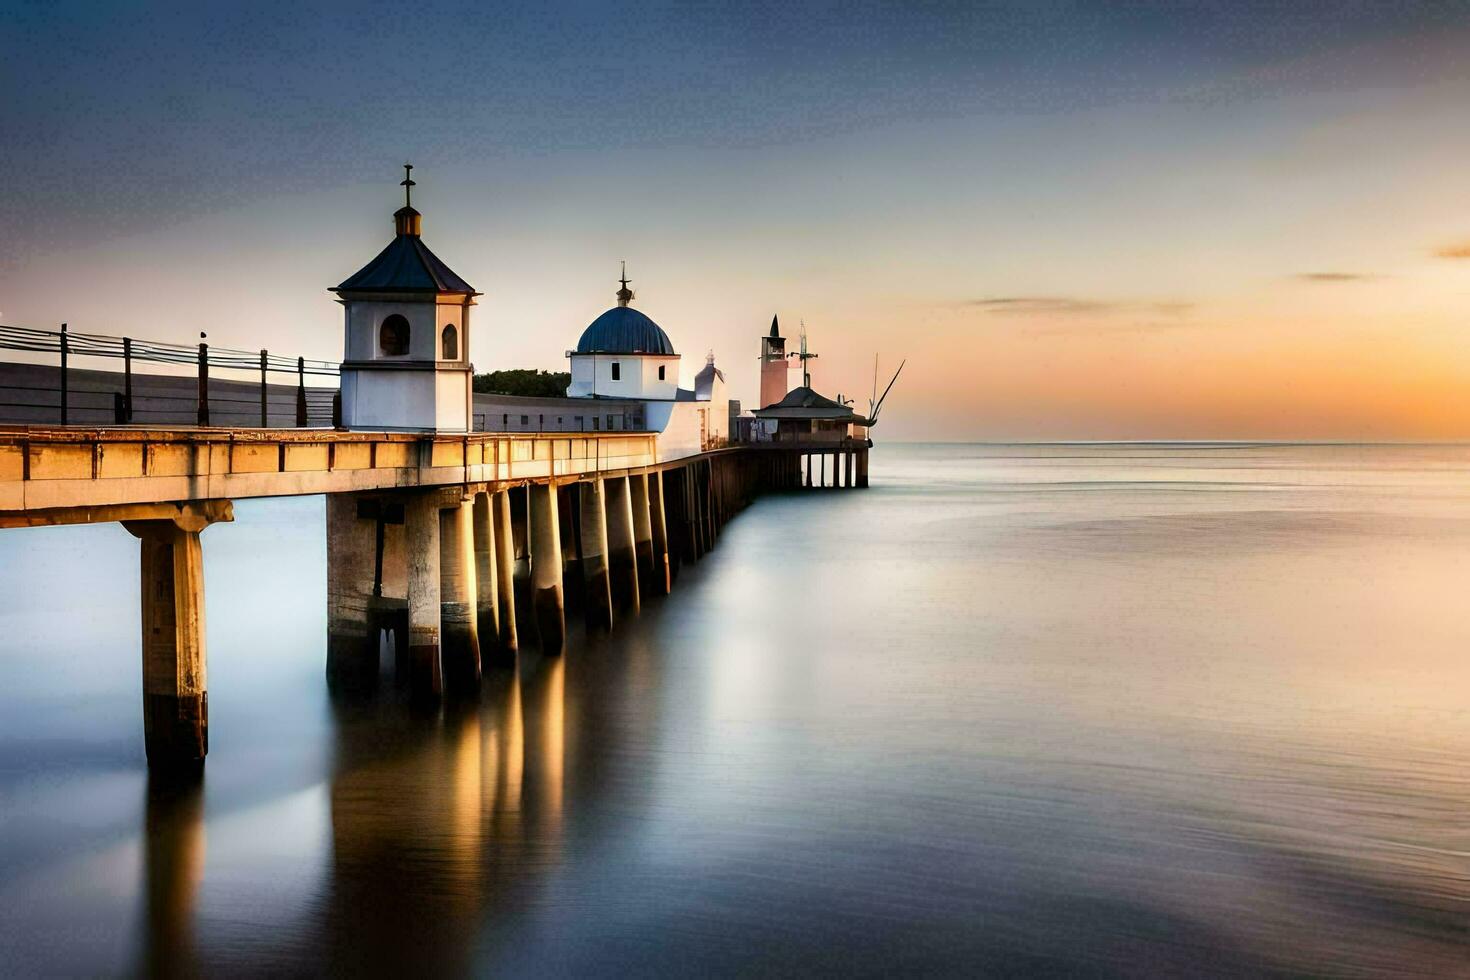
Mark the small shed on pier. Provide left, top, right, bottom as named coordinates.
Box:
left=751, top=386, right=871, bottom=443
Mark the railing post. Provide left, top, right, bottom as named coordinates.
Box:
left=259, top=349, right=269, bottom=427
left=196, top=333, right=209, bottom=426
left=122, top=336, right=133, bottom=422
left=59, top=323, right=68, bottom=425
left=295, top=356, right=307, bottom=427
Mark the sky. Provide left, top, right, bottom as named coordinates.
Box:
left=5, top=0, right=1470, bottom=439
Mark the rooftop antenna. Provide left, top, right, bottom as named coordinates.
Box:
left=869, top=354, right=879, bottom=419
left=400, top=163, right=415, bottom=208
left=871, top=359, right=906, bottom=422
left=790, top=320, right=819, bottom=388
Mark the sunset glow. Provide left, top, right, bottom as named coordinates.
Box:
left=5, top=4, right=1470, bottom=439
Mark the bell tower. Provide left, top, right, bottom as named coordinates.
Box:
left=759, top=314, right=789, bottom=409
left=330, top=165, right=480, bottom=432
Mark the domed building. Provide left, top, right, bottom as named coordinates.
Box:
left=471, top=263, right=733, bottom=457
left=566, top=269, right=680, bottom=400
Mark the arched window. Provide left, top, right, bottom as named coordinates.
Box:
left=441, top=324, right=459, bottom=360
left=379, top=314, right=410, bottom=356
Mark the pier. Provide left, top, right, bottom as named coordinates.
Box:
left=0, top=171, right=887, bottom=770
left=0, top=423, right=869, bottom=768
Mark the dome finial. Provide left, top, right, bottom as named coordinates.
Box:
left=616, top=260, right=634, bottom=307
left=394, top=163, right=422, bottom=236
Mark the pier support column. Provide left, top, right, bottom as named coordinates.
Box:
left=630, top=473, right=655, bottom=591
left=857, top=449, right=869, bottom=488
left=493, top=489, right=519, bottom=655
left=529, top=481, right=566, bottom=654
left=325, top=494, right=379, bottom=691
left=647, top=470, right=672, bottom=595
left=578, top=478, right=614, bottom=630
left=683, top=466, right=699, bottom=559
left=440, top=498, right=481, bottom=694
left=124, top=509, right=226, bottom=769
left=472, top=492, right=502, bottom=662
left=705, top=459, right=717, bottom=545
left=405, top=491, right=442, bottom=701
left=606, top=475, right=641, bottom=610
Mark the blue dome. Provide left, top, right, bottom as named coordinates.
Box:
left=576, top=306, right=676, bottom=355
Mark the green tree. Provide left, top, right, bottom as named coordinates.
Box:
left=472, top=369, right=571, bottom=398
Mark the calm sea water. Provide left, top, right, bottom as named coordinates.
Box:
left=1, top=443, right=1467, bottom=976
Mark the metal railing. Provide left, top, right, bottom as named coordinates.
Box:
left=0, top=323, right=341, bottom=427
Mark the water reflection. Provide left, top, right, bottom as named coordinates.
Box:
left=139, top=774, right=204, bottom=979
left=315, top=655, right=560, bottom=975
left=5, top=447, right=1470, bottom=974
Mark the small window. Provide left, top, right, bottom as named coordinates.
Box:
left=611, top=361, right=621, bottom=381
left=440, top=324, right=458, bottom=360
left=520, top=415, right=529, bottom=426
left=658, top=365, right=666, bottom=381
left=592, top=417, right=600, bottom=431
left=502, top=413, right=508, bottom=427
left=574, top=415, right=583, bottom=429
left=379, top=314, right=410, bottom=356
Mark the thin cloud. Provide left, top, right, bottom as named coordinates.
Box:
left=967, top=296, right=1193, bottom=317
left=1025, top=319, right=1197, bottom=338
left=1291, top=272, right=1377, bottom=282
left=1434, top=241, right=1470, bottom=260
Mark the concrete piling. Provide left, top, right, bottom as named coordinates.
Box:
left=578, top=477, right=614, bottom=630
left=493, top=489, right=519, bottom=654
left=125, top=519, right=211, bottom=767
left=325, top=494, right=378, bottom=691
left=528, top=481, right=566, bottom=654
left=647, top=470, right=672, bottom=594
left=605, top=475, right=640, bottom=611
left=471, top=492, right=501, bottom=661
left=630, top=472, right=655, bottom=591
left=439, top=498, right=481, bottom=694
left=405, top=491, right=443, bottom=701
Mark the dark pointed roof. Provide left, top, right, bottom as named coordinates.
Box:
left=334, top=228, right=477, bottom=295
left=752, top=385, right=871, bottom=422
left=769, top=315, right=780, bottom=338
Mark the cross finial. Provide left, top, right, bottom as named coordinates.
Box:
left=400, top=163, right=415, bottom=208
left=616, top=260, right=634, bottom=307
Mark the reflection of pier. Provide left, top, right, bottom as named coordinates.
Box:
left=138, top=774, right=205, bottom=978
left=321, top=656, right=569, bottom=976
left=0, top=424, right=869, bottom=768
